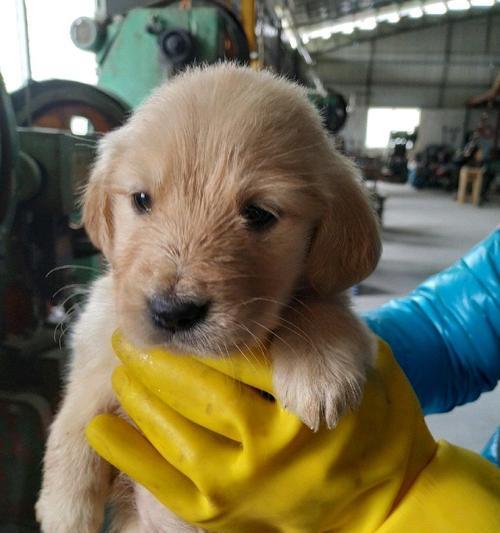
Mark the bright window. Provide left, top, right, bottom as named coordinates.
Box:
left=365, top=107, right=421, bottom=149
left=0, top=0, right=96, bottom=92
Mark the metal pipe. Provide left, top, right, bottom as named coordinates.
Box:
left=240, top=0, right=258, bottom=67
left=19, top=0, right=32, bottom=125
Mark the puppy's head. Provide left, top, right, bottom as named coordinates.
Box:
left=83, top=65, right=380, bottom=355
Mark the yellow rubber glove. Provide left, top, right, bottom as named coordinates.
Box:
left=87, top=332, right=500, bottom=532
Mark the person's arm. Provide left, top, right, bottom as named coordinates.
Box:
left=362, top=229, right=500, bottom=415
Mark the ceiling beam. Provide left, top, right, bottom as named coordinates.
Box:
left=307, top=6, right=499, bottom=56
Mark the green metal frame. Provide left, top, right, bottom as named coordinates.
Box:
left=97, top=6, right=224, bottom=107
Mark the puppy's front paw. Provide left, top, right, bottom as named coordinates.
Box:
left=271, top=297, right=376, bottom=431
left=36, top=438, right=108, bottom=533
left=36, top=491, right=102, bottom=533
left=273, top=354, right=366, bottom=431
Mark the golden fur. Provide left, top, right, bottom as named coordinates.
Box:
left=37, top=64, right=381, bottom=532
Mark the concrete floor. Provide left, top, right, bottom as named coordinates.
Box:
left=354, top=182, right=499, bottom=453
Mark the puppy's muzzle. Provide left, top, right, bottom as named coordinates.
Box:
left=148, top=295, right=210, bottom=333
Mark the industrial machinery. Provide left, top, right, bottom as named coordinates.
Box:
left=0, top=74, right=123, bottom=528
left=308, top=90, right=348, bottom=134
left=70, top=0, right=250, bottom=107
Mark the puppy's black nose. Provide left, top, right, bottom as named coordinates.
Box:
left=148, top=295, right=210, bottom=333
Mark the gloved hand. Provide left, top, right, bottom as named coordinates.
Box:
left=86, top=331, right=436, bottom=533
left=363, top=228, right=500, bottom=415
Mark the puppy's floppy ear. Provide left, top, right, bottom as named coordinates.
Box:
left=306, top=154, right=381, bottom=295
left=81, top=130, right=123, bottom=259
left=82, top=180, right=113, bottom=258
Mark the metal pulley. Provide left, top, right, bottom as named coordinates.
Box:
left=309, top=90, right=348, bottom=134
left=10, top=79, right=129, bottom=133
left=160, top=28, right=196, bottom=66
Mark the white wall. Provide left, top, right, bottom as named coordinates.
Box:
left=340, top=106, right=469, bottom=156
left=414, top=109, right=466, bottom=152
left=341, top=105, right=368, bottom=154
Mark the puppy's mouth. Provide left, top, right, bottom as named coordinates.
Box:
left=144, top=308, right=277, bottom=358
left=119, top=293, right=283, bottom=357
left=147, top=320, right=268, bottom=357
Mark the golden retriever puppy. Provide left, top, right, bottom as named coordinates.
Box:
left=36, top=64, right=380, bottom=532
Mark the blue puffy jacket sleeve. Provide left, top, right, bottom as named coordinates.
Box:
left=363, top=229, right=500, bottom=416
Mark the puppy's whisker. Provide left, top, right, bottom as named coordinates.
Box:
left=52, top=284, right=86, bottom=299
left=54, top=300, right=80, bottom=348
left=290, top=296, right=314, bottom=315
left=52, top=296, right=83, bottom=345
left=230, top=333, right=259, bottom=373
left=46, top=264, right=101, bottom=278
left=237, top=296, right=312, bottom=325
left=250, top=320, right=302, bottom=361
left=245, top=309, right=320, bottom=358
left=223, top=342, right=245, bottom=397
left=275, top=321, right=321, bottom=358
left=232, top=322, right=267, bottom=358
left=58, top=291, right=87, bottom=310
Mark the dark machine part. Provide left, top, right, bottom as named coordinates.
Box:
left=308, top=90, right=348, bottom=134
left=146, top=17, right=197, bottom=68
left=0, top=74, right=128, bottom=352
left=4, top=80, right=129, bottom=338
left=11, top=78, right=129, bottom=132
left=387, top=130, right=418, bottom=183
left=160, top=28, right=196, bottom=66
left=0, top=73, right=130, bottom=529
left=0, top=74, right=19, bottom=223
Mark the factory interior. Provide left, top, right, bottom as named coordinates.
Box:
left=0, top=0, right=499, bottom=531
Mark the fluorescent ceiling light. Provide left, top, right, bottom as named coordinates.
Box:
left=377, top=11, right=401, bottom=23
left=327, top=22, right=355, bottom=34
left=447, top=0, right=470, bottom=9
left=283, top=29, right=297, bottom=49
left=357, top=16, right=377, bottom=30
left=340, top=22, right=355, bottom=34
left=303, top=28, right=325, bottom=39
left=402, top=6, right=424, bottom=17
left=424, top=1, right=447, bottom=13
left=470, top=0, right=493, bottom=5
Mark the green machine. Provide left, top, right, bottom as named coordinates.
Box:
left=70, top=0, right=250, bottom=107
left=0, top=76, right=129, bottom=425
left=0, top=74, right=107, bottom=528
left=67, top=0, right=347, bottom=131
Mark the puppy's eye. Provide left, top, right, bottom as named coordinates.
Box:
left=132, top=192, right=152, bottom=214
left=242, top=204, right=277, bottom=231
